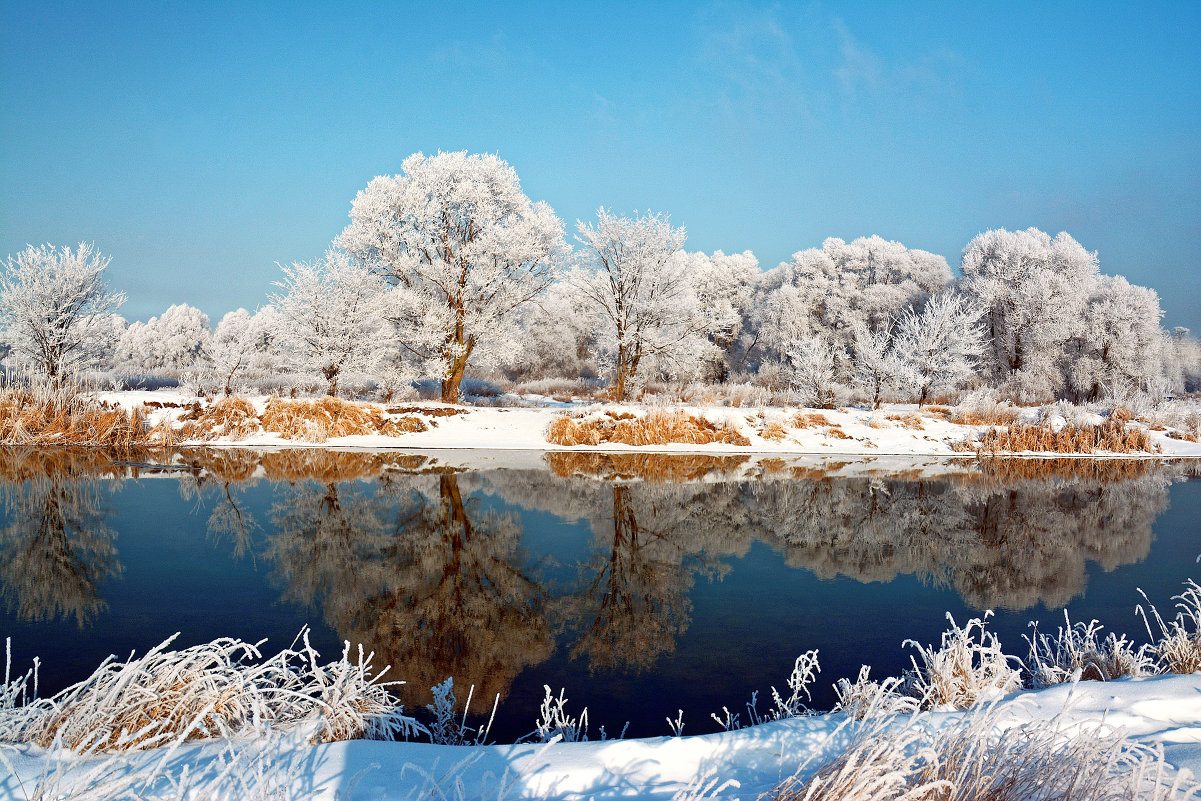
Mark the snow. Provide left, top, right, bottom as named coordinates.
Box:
left=4, top=675, right=1200, bottom=800
left=92, top=391, right=1201, bottom=458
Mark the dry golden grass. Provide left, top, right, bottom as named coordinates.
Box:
left=885, top=413, right=925, bottom=430
left=179, top=397, right=428, bottom=443
left=260, top=398, right=427, bottom=442
left=952, top=407, right=1020, bottom=426
left=385, top=405, right=467, bottom=418
left=956, top=420, right=1159, bottom=455
left=1168, top=430, right=1200, bottom=442
left=546, top=410, right=751, bottom=447
left=826, top=426, right=853, bottom=440
left=760, top=421, right=789, bottom=441
left=545, top=451, right=747, bottom=481
left=794, top=412, right=833, bottom=428
left=0, top=386, right=157, bottom=451
left=179, top=397, right=261, bottom=440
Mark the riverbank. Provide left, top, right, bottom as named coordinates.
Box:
left=91, top=391, right=1201, bottom=458
left=3, top=674, right=1200, bottom=800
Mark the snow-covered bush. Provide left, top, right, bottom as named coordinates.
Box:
left=786, top=336, right=840, bottom=408
left=747, top=235, right=951, bottom=374
left=893, top=292, right=984, bottom=406
left=115, top=303, right=211, bottom=376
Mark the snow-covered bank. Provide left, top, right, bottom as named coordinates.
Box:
left=4, top=676, right=1200, bottom=800
left=93, top=391, right=1201, bottom=458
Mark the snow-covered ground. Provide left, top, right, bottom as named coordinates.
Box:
left=3, top=675, right=1200, bottom=800
left=94, top=391, right=1201, bottom=458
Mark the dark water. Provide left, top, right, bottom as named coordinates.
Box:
left=1, top=448, right=1198, bottom=742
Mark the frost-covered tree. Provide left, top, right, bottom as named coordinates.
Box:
left=0, top=243, right=126, bottom=385
left=848, top=322, right=905, bottom=409
left=207, top=307, right=278, bottom=396
left=271, top=250, right=386, bottom=397
left=749, top=236, right=950, bottom=370
left=1066, top=275, right=1167, bottom=401
left=569, top=209, right=701, bottom=400
left=787, top=335, right=840, bottom=408
left=677, top=249, right=760, bottom=382
left=116, top=303, right=211, bottom=375
left=960, top=228, right=1099, bottom=401
left=893, top=293, right=984, bottom=406
left=508, top=279, right=598, bottom=381
left=337, top=151, right=565, bottom=403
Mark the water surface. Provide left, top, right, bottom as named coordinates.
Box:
left=1, top=448, right=1197, bottom=742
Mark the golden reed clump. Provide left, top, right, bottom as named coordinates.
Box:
left=955, top=419, right=1159, bottom=455
left=546, top=410, right=750, bottom=447
left=179, top=396, right=428, bottom=443
left=0, top=384, right=163, bottom=451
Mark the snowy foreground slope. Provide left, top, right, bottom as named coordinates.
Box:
left=3, top=676, right=1201, bottom=800
left=95, top=391, right=1201, bottom=457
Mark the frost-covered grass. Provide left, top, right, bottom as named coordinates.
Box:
left=1025, top=612, right=1157, bottom=687
left=770, top=693, right=1197, bottom=801
left=1140, top=580, right=1201, bottom=675
left=0, top=631, right=421, bottom=753
left=902, top=613, right=1024, bottom=709
left=5, top=581, right=1201, bottom=799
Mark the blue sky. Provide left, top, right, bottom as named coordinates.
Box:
left=2, top=1, right=1199, bottom=330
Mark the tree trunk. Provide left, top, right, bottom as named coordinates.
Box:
left=323, top=365, right=339, bottom=398
left=441, top=328, right=474, bottom=404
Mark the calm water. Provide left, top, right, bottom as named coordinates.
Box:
left=1, top=448, right=1198, bottom=742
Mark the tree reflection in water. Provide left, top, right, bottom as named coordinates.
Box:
left=0, top=476, right=119, bottom=627
left=0, top=447, right=1186, bottom=718
left=264, top=472, right=553, bottom=707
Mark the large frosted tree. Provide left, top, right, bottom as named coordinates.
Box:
left=960, top=228, right=1098, bottom=401
left=568, top=209, right=700, bottom=401
left=337, top=151, right=565, bottom=403
left=749, top=236, right=951, bottom=370
left=0, top=243, right=125, bottom=385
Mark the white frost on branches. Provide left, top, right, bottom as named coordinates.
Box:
left=337, top=150, right=566, bottom=403
left=893, top=293, right=985, bottom=406
left=568, top=209, right=702, bottom=400
left=0, top=243, right=126, bottom=384
left=116, top=303, right=211, bottom=375
left=271, top=250, right=387, bottom=397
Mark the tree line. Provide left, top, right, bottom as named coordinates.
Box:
left=2, top=150, right=1198, bottom=405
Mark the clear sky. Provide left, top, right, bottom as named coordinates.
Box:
left=2, top=1, right=1199, bottom=330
